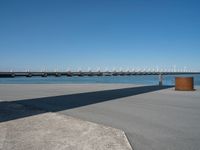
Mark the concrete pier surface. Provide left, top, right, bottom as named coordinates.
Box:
left=0, top=103, right=132, bottom=150
left=0, top=84, right=200, bottom=150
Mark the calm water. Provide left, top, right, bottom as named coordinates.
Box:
left=0, top=74, right=200, bottom=85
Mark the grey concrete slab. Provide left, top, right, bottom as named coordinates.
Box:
left=1, top=84, right=200, bottom=150
left=0, top=102, right=132, bottom=150
left=61, top=87, right=200, bottom=150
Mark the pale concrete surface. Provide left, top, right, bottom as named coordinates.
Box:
left=0, top=84, right=138, bottom=101
left=1, top=84, right=200, bottom=150
left=0, top=102, right=132, bottom=150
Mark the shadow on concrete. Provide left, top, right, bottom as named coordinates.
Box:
left=0, top=85, right=172, bottom=123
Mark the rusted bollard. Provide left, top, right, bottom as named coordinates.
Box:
left=175, top=77, right=194, bottom=91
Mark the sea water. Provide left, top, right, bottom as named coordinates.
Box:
left=0, top=74, right=200, bottom=85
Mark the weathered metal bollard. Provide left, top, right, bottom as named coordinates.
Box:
left=159, top=74, right=163, bottom=86
left=175, top=77, right=194, bottom=91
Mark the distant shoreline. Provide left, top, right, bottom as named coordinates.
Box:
left=0, top=75, right=200, bottom=85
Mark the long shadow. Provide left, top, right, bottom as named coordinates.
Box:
left=0, top=85, right=172, bottom=122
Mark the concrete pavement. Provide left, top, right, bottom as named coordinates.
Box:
left=1, top=84, right=200, bottom=150
left=61, top=87, right=200, bottom=150
left=0, top=101, right=132, bottom=150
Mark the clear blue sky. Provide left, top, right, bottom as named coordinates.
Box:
left=0, top=0, right=200, bottom=71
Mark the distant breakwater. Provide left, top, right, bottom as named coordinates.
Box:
left=0, top=71, right=200, bottom=78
